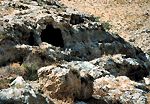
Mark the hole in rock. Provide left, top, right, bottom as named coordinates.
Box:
left=41, top=24, right=64, bottom=48
left=70, top=14, right=84, bottom=25
left=28, top=32, right=35, bottom=45
left=126, top=67, right=148, bottom=81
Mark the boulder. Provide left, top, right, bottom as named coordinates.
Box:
left=104, top=54, right=149, bottom=81
left=38, top=64, right=93, bottom=103
left=0, top=76, right=50, bottom=104
left=93, top=75, right=147, bottom=104
left=38, top=65, right=81, bottom=103
left=65, top=61, right=110, bottom=79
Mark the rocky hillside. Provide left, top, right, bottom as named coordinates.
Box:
left=0, top=0, right=150, bottom=104
left=60, top=0, right=150, bottom=53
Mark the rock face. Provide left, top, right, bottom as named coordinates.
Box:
left=0, top=0, right=150, bottom=104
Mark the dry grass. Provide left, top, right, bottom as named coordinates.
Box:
left=0, top=63, right=26, bottom=89
left=145, top=90, right=150, bottom=104
left=0, top=78, right=10, bottom=89
left=0, top=7, right=15, bottom=16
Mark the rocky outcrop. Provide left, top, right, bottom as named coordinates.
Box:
left=103, top=54, right=150, bottom=81
left=93, top=75, right=147, bottom=104
left=37, top=61, right=149, bottom=104
left=0, top=0, right=149, bottom=61
left=0, top=0, right=150, bottom=104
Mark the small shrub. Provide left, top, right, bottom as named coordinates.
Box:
left=94, top=16, right=100, bottom=22
left=22, top=63, right=38, bottom=81
left=101, top=21, right=112, bottom=31
left=0, top=34, right=5, bottom=40
left=0, top=63, right=26, bottom=89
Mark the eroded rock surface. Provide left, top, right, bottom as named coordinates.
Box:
left=38, top=64, right=93, bottom=103
left=0, top=0, right=150, bottom=104
left=93, top=76, right=147, bottom=104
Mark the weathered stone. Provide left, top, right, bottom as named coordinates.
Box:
left=0, top=77, right=50, bottom=104
left=10, top=76, right=26, bottom=87
left=93, top=75, right=147, bottom=104
left=38, top=65, right=80, bottom=102
left=104, top=54, right=149, bottom=81
left=38, top=64, right=94, bottom=103
left=0, top=0, right=150, bottom=103
left=65, top=61, right=110, bottom=79
left=144, top=77, right=150, bottom=85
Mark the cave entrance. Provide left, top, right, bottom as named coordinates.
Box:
left=41, top=24, right=64, bottom=48
left=28, top=32, right=35, bottom=46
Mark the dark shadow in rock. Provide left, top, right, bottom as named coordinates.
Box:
left=126, top=66, right=149, bottom=81
left=70, top=14, right=84, bottom=25
left=0, top=38, right=25, bottom=67
left=28, top=32, right=36, bottom=46
left=41, top=24, right=64, bottom=48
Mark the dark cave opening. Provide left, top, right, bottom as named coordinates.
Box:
left=126, top=67, right=149, bottom=81
left=70, top=14, right=84, bottom=25
left=41, top=24, right=64, bottom=48
left=28, top=32, right=35, bottom=46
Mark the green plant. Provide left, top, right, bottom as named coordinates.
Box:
left=101, top=21, right=112, bottom=31
left=0, top=34, right=5, bottom=40
left=94, top=16, right=100, bottom=22
left=22, top=63, right=38, bottom=81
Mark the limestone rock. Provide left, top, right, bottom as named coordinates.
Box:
left=38, top=65, right=80, bottom=103
left=93, top=75, right=147, bottom=104
left=0, top=77, right=50, bottom=104
left=0, top=0, right=150, bottom=103
left=104, top=54, right=149, bottom=81
left=38, top=64, right=93, bottom=103
left=65, top=61, right=110, bottom=79
left=143, top=77, right=150, bottom=85
left=10, top=76, right=26, bottom=87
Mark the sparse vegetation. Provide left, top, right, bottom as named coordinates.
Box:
left=0, top=63, right=26, bottom=89
left=94, top=16, right=100, bottom=22
left=22, top=63, right=39, bottom=81
left=0, top=34, right=5, bottom=40
left=0, top=78, right=10, bottom=89
left=101, top=22, right=112, bottom=31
